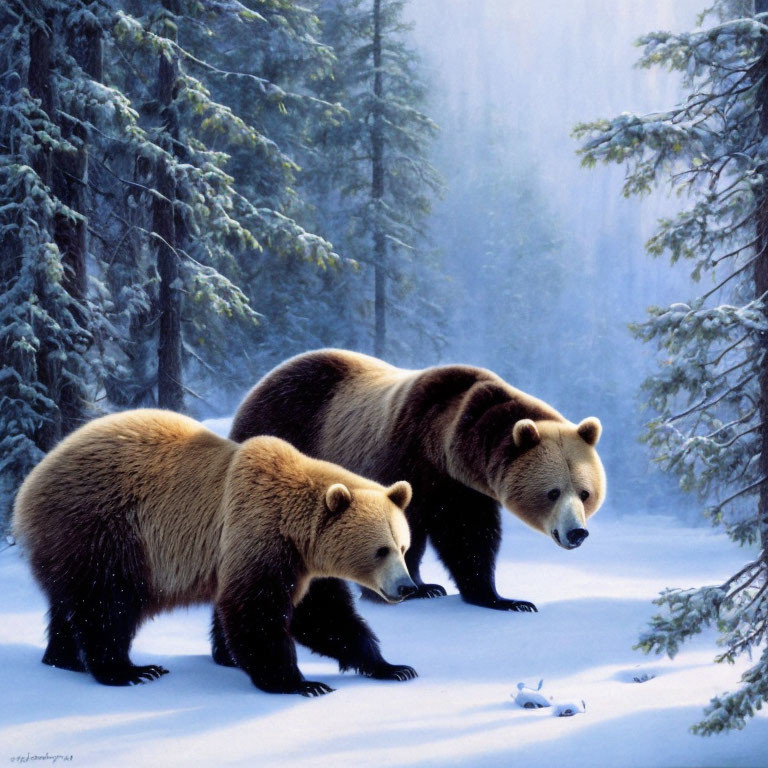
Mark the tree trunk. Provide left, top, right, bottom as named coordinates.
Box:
left=53, top=15, right=103, bottom=436
left=28, top=13, right=61, bottom=452
left=56, top=12, right=102, bottom=305
left=754, top=0, right=768, bottom=560
left=28, top=19, right=54, bottom=185
left=154, top=21, right=184, bottom=411
left=372, top=0, right=386, bottom=357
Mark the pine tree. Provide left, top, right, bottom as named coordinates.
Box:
left=305, top=0, right=443, bottom=361
left=575, top=0, right=768, bottom=733
left=54, top=9, right=102, bottom=435
left=91, top=0, right=337, bottom=410
left=182, top=0, right=350, bottom=385
left=152, top=2, right=184, bottom=411
left=371, top=0, right=386, bottom=355
left=0, top=2, right=95, bottom=516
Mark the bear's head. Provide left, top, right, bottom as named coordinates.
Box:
left=495, top=417, right=605, bottom=550
left=313, top=480, right=416, bottom=602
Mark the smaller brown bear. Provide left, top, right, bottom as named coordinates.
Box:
left=12, top=409, right=417, bottom=696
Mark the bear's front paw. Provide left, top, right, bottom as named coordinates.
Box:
left=297, top=680, right=335, bottom=697
left=128, top=664, right=170, bottom=685
left=407, top=583, right=447, bottom=599
left=464, top=595, right=538, bottom=612
left=365, top=663, right=418, bottom=681
left=493, top=598, right=537, bottom=612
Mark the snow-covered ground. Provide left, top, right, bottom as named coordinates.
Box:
left=1, top=422, right=766, bottom=766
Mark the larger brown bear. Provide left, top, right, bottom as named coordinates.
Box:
left=13, top=409, right=417, bottom=696
left=230, top=349, right=606, bottom=612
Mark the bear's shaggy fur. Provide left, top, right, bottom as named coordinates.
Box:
left=13, top=409, right=416, bottom=695
left=230, top=349, right=606, bottom=612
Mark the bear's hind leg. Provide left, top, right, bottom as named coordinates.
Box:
left=73, top=595, right=168, bottom=686
left=291, top=578, right=416, bottom=682
left=65, top=543, right=169, bottom=686
left=42, top=604, right=86, bottom=672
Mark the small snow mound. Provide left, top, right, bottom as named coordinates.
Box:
left=553, top=700, right=586, bottom=717
left=513, top=681, right=586, bottom=717
left=513, top=679, right=552, bottom=709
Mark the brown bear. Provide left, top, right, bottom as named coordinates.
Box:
left=12, top=409, right=417, bottom=696
left=230, top=349, right=606, bottom=612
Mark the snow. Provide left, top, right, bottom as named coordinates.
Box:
left=0, top=422, right=766, bottom=766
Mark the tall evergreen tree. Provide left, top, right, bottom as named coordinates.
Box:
left=371, top=0, right=386, bottom=356
left=0, top=2, right=95, bottom=514
left=152, top=2, right=184, bottom=411
left=55, top=10, right=102, bottom=436
left=575, top=0, right=768, bottom=733
left=184, top=0, right=349, bottom=386
left=92, top=0, right=336, bottom=410
left=28, top=8, right=94, bottom=445
left=305, top=0, right=443, bottom=361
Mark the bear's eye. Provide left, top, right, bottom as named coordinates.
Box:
left=376, top=546, right=390, bottom=559
left=580, top=490, right=590, bottom=502
left=547, top=488, right=560, bottom=502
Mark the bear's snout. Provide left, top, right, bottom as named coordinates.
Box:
left=566, top=528, right=589, bottom=548
left=379, top=572, right=417, bottom=603
left=549, top=493, right=590, bottom=550
left=552, top=525, right=589, bottom=549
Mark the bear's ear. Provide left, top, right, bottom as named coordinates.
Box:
left=387, top=480, right=412, bottom=510
left=512, top=419, right=540, bottom=450
left=577, top=417, right=602, bottom=446
left=325, top=483, right=352, bottom=515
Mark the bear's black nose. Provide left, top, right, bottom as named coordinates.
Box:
left=398, top=584, right=418, bottom=598
left=566, top=528, right=589, bottom=547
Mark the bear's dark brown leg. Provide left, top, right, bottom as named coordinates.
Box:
left=53, top=530, right=169, bottom=686
left=72, top=589, right=169, bottom=685
left=291, top=578, right=416, bottom=682
left=217, top=559, right=334, bottom=697
left=402, top=503, right=447, bottom=599
left=210, top=609, right=237, bottom=667
left=42, top=604, right=86, bottom=672
left=428, top=489, right=537, bottom=612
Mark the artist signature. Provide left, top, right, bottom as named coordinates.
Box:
left=9, top=754, right=73, bottom=764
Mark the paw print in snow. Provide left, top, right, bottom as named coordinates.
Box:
left=553, top=700, right=586, bottom=717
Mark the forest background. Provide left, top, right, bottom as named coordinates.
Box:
left=5, top=0, right=768, bottom=736
left=0, top=0, right=701, bottom=522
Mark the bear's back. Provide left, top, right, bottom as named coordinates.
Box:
left=232, top=350, right=505, bottom=481
left=230, top=349, right=411, bottom=457
left=14, top=409, right=235, bottom=608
